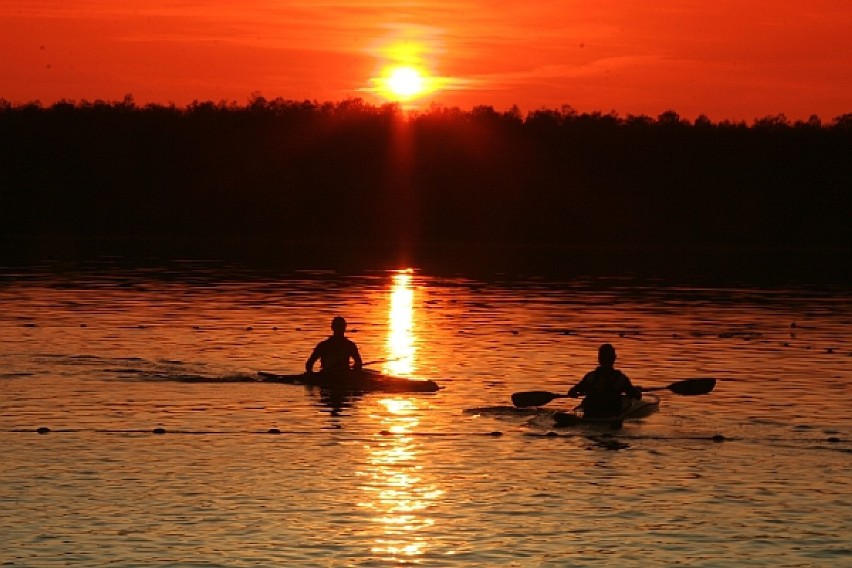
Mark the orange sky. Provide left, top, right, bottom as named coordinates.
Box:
left=2, top=1, right=850, bottom=121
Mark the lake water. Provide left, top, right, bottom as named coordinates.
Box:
left=1, top=262, right=850, bottom=567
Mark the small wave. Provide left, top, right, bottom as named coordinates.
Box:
left=464, top=405, right=546, bottom=417
left=0, top=372, right=36, bottom=379
left=105, top=368, right=148, bottom=374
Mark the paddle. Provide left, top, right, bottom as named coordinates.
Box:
left=511, top=378, right=717, bottom=408
left=510, top=391, right=572, bottom=408
left=361, top=357, right=402, bottom=368
left=641, top=377, right=716, bottom=395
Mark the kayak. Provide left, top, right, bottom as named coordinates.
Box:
left=553, top=394, right=660, bottom=427
left=257, top=369, right=441, bottom=393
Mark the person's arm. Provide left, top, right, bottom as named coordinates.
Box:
left=350, top=342, right=363, bottom=371
left=305, top=345, right=320, bottom=373
left=620, top=372, right=642, bottom=399
left=568, top=373, right=591, bottom=397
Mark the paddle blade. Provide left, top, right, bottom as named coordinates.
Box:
left=511, top=390, right=564, bottom=408
left=666, top=377, right=716, bottom=395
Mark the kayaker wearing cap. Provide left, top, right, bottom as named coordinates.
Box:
left=568, top=344, right=642, bottom=418
left=306, top=316, right=363, bottom=373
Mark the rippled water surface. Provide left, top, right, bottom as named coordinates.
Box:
left=1, top=264, right=850, bottom=566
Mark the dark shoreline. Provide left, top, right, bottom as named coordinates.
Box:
left=2, top=99, right=850, bottom=286
left=2, top=235, right=849, bottom=287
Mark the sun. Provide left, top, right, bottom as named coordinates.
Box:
left=377, top=65, right=432, bottom=102
left=387, top=66, right=426, bottom=99
left=364, top=36, right=444, bottom=104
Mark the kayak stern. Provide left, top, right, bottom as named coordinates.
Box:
left=553, top=394, right=660, bottom=427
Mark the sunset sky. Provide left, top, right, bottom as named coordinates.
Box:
left=2, top=1, right=850, bottom=121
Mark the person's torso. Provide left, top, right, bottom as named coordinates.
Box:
left=581, top=367, right=627, bottom=416
left=317, top=336, right=356, bottom=371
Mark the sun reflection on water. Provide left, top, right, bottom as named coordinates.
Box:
left=358, top=398, right=443, bottom=562
left=385, top=270, right=416, bottom=377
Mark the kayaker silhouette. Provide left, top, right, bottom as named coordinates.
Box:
left=568, top=344, right=642, bottom=418
left=305, top=316, right=363, bottom=373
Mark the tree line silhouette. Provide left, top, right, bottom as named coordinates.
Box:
left=1, top=96, right=850, bottom=277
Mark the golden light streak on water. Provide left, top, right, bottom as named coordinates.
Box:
left=385, top=270, right=416, bottom=377
left=2, top=271, right=851, bottom=564
left=359, top=397, right=443, bottom=562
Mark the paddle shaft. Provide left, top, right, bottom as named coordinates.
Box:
left=511, top=377, right=716, bottom=407
left=362, top=357, right=402, bottom=367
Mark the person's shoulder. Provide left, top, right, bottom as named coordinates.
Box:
left=323, top=335, right=356, bottom=347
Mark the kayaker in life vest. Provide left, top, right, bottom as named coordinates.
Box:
left=568, top=344, right=642, bottom=418
left=305, top=316, right=363, bottom=373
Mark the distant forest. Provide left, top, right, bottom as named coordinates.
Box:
left=1, top=97, right=850, bottom=277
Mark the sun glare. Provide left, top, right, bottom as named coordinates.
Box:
left=387, top=67, right=425, bottom=98
left=379, top=65, right=432, bottom=102
left=365, top=33, right=443, bottom=104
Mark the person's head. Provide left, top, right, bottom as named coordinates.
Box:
left=331, top=316, right=347, bottom=334
left=598, top=343, right=616, bottom=367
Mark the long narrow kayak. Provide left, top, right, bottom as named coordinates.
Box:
left=553, top=394, right=660, bottom=427
left=257, top=369, right=441, bottom=393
